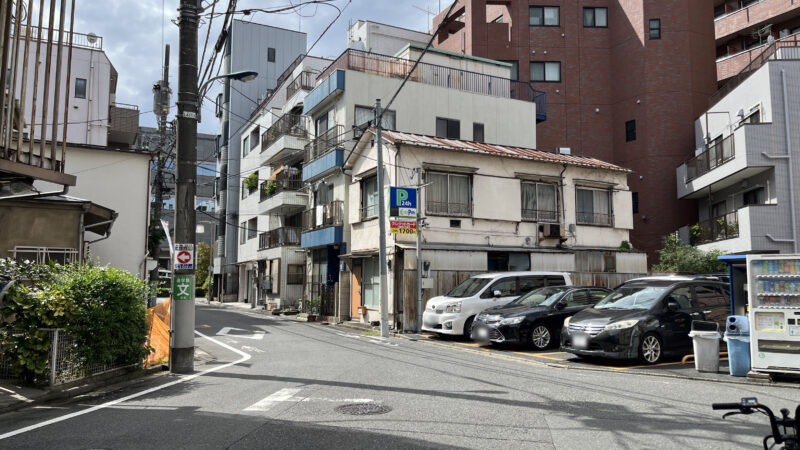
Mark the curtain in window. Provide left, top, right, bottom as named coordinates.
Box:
left=531, top=63, right=545, bottom=81
left=538, top=183, right=557, bottom=222
left=545, top=62, right=560, bottom=81
left=577, top=189, right=594, bottom=223
left=583, top=8, right=594, bottom=27
left=427, top=172, right=448, bottom=214
left=593, top=190, right=610, bottom=224
left=449, top=174, right=470, bottom=215
left=530, top=8, right=543, bottom=26
left=521, top=182, right=537, bottom=219
left=362, top=176, right=378, bottom=217
left=544, top=7, right=558, bottom=25
left=355, top=106, right=372, bottom=129
left=594, top=8, right=607, bottom=27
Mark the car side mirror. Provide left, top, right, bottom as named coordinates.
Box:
left=493, top=290, right=502, bottom=298
left=555, top=301, right=566, bottom=310
left=666, top=299, right=680, bottom=312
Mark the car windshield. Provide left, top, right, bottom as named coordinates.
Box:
left=594, top=286, right=668, bottom=310
left=509, top=286, right=569, bottom=307
left=446, top=278, right=492, bottom=298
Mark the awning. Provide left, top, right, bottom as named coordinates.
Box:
left=339, top=249, right=379, bottom=260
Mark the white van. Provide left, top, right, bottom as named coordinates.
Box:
left=421, top=271, right=572, bottom=336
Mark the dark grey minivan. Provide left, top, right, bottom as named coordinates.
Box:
left=560, top=278, right=730, bottom=364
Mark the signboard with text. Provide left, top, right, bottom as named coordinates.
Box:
left=390, top=220, right=417, bottom=235
left=172, top=274, right=194, bottom=301
left=173, top=243, right=194, bottom=270
left=388, top=187, right=417, bottom=218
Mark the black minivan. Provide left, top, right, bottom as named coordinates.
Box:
left=560, top=279, right=730, bottom=364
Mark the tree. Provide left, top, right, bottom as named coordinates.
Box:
left=652, top=234, right=728, bottom=274
left=195, top=242, right=212, bottom=290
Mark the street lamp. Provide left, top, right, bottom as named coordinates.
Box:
left=199, top=70, right=259, bottom=102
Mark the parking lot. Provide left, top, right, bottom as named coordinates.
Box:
left=410, top=333, right=745, bottom=383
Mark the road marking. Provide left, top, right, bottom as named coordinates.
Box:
left=244, top=388, right=303, bottom=411
left=240, top=345, right=264, bottom=353
left=0, top=331, right=251, bottom=441
left=216, top=327, right=265, bottom=340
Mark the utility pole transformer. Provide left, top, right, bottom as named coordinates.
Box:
left=171, top=0, right=199, bottom=374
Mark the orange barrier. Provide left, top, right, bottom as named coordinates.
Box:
left=145, top=298, right=171, bottom=366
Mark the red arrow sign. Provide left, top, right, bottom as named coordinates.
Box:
left=176, top=251, right=192, bottom=264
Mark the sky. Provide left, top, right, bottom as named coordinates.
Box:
left=70, top=0, right=440, bottom=135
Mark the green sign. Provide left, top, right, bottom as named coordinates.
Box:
left=172, top=274, right=194, bottom=301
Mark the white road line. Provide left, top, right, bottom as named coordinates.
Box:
left=244, top=388, right=303, bottom=411
left=216, top=327, right=265, bottom=340
left=0, top=331, right=251, bottom=441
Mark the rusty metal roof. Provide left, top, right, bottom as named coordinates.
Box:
left=374, top=129, right=630, bottom=173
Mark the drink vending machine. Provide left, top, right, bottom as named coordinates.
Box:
left=747, top=254, right=800, bottom=374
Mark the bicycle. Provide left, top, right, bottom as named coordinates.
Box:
left=713, top=397, right=799, bottom=449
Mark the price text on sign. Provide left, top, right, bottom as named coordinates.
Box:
left=390, top=220, right=417, bottom=234
left=173, top=243, right=194, bottom=270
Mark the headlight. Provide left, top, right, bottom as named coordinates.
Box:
left=500, top=316, right=524, bottom=325
left=445, top=302, right=461, bottom=313
left=604, top=319, right=639, bottom=331
left=563, top=316, right=572, bottom=327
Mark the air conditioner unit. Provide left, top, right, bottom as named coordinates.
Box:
left=539, top=223, right=565, bottom=238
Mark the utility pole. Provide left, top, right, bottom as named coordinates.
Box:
left=150, top=44, right=171, bottom=307
left=376, top=99, right=389, bottom=338
left=415, top=168, right=424, bottom=332
left=171, top=0, right=199, bottom=374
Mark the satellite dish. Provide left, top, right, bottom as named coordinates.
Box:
left=87, top=32, right=98, bottom=44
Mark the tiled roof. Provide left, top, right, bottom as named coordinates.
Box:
left=375, top=129, right=630, bottom=173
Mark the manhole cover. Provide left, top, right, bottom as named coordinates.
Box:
left=334, top=403, right=392, bottom=415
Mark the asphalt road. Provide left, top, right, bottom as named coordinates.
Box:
left=0, top=303, right=798, bottom=449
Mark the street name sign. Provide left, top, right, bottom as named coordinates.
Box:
left=173, top=243, right=194, bottom=270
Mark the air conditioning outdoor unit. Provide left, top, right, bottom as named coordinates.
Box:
left=539, top=223, right=565, bottom=239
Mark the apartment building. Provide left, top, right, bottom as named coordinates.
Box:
left=676, top=46, right=800, bottom=256
left=346, top=130, right=643, bottom=329
left=431, top=1, right=718, bottom=263
left=214, top=20, right=306, bottom=301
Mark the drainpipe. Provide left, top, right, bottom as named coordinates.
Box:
left=78, top=203, right=89, bottom=264
left=85, top=213, right=118, bottom=244
left=559, top=163, right=567, bottom=234
left=781, top=69, right=798, bottom=253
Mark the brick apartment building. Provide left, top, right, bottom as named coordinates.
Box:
left=432, top=1, right=719, bottom=263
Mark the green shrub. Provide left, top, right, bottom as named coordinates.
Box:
left=243, top=172, right=259, bottom=191
left=652, top=234, right=728, bottom=274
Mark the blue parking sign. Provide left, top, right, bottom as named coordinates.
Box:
left=389, top=187, right=417, bottom=218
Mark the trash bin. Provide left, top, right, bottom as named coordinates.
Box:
left=688, top=320, right=721, bottom=373
left=724, top=315, right=751, bottom=377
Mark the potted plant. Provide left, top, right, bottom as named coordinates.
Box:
left=243, top=172, right=259, bottom=191
left=263, top=180, right=278, bottom=196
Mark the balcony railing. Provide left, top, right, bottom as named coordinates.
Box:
left=304, top=125, right=344, bottom=163
left=317, top=49, right=546, bottom=119
left=261, top=114, right=308, bottom=152
left=302, top=200, right=344, bottom=231
left=259, top=170, right=303, bottom=202
left=522, top=209, right=559, bottom=223
left=691, top=211, right=739, bottom=245
left=258, top=227, right=302, bottom=250
left=426, top=201, right=472, bottom=217
left=685, top=133, right=735, bottom=181
left=286, top=71, right=316, bottom=99
left=576, top=212, right=614, bottom=227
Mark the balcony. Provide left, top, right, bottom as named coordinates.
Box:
left=108, top=103, right=140, bottom=147
left=713, top=35, right=800, bottom=102
left=258, top=227, right=302, bottom=250
left=286, top=71, right=316, bottom=100
left=715, top=0, right=800, bottom=42
left=685, top=134, right=735, bottom=182
left=309, top=49, right=546, bottom=122
left=258, top=171, right=307, bottom=215
left=260, top=114, right=309, bottom=166
left=302, top=125, right=345, bottom=182
left=681, top=205, right=788, bottom=254
left=301, top=200, right=344, bottom=249
left=690, top=212, right=739, bottom=245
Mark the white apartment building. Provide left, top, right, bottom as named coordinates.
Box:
left=676, top=44, right=800, bottom=255
left=346, top=130, right=642, bottom=329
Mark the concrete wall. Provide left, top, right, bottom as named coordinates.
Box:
left=0, top=202, right=81, bottom=258
left=347, top=20, right=431, bottom=56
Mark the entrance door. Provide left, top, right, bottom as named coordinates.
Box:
left=351, top=263, right=363, bottom=318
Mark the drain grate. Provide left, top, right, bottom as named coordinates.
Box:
left=334, top=403, right=392, bottom=415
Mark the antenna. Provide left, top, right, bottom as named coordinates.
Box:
left=413, top=4, right=436, bottom=32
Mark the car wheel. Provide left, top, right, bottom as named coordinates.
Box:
left=529, top=324, right=552, bottom=350
left=638, top=332, right=663, bottom=364
left=462, top=316, right=475, bottom=337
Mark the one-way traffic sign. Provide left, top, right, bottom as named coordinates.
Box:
left=173, top=243, right=194, bottom=270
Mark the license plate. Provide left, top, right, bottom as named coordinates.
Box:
left=476, top=327, right=489, bottom=339
left=573, top=334, right=589, bottom=349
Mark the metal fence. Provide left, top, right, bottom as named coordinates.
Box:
left=258, top=227, right=302, bottom=250
left=0, top=328, right=129, bottom=386
left=261, top=113, right=308, bottom=152
left=286, top=71, right=316, bottom=99
left=685, top=133, right=735, bottom=181
left=692, top=211, right=739, bottom=245
left=304, top=125, right=345, bottom=163
left=302, top=200, right=344, bottom=230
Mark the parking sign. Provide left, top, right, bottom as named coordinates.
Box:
left=388, top=187, right=417, bottom=218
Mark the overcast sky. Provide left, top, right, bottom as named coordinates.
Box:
left=72, top=0, right=438, bottom=134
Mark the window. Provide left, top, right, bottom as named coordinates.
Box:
left=361, top=175, right=379, bottom=219
left=625, top=120, right=636, bottom=142
left=250, top=127, right=260, bottom=149
left=354, top=105, right=395, bottom=138
left=492, top=15, right=503, bottom=23
left=487, top=252, right=531, bottom=272
left=215, top=93, right=223, bottom=118
left=287, top=264, right=304, bottom=285
left=481, top=278, right=517, bottom=298
left=267, top=47, right=276, bottom=62
left=74, top=78, right=87, bottom=99
left=242, top=136, right=250, bottom=157
left=545, top=276, right=566, bottom=287
left=529, top=6, right=559, bottom=26
left=363, top=256, right=380, bottom=306
left=530, top=62, right=561, bottom=82
left=426, top=172, right=471, bottom=216
left=576, top=188, right=613, bottom=226
left=240, top=221, right=247, bottom=244
left=583, top=7, right=608, bottom=28
left=502, top=60, right=519, bottom=81
left=247, top=218, right=257, bottom=240
left=743, top=188, right=764, bottom=206
left=694, top=285, right=728, bottom=325
left=521, top=181, right=558, bottom=222
left=519, top=276, right=546, bottom=294
left=742, top=109, right=761, bottom=124
left=667, top=287, right=694, bottom=310
left=565, top=291, right=594, bottom=307
left=473, top=123, right=484, bottom=143
left=649, top=19, right=661, bottom=40
left=241, top=183, right=247, bottom=199
left=632, top=192, right=639, bottom=214
left=435, top=117, right=460, bottom=139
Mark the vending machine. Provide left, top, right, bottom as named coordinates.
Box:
left=747, top=254, right=800, bottom=374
